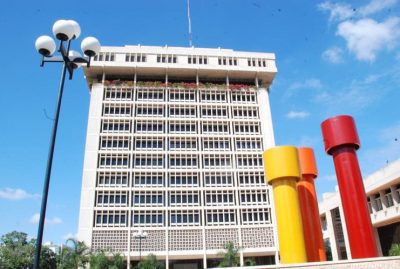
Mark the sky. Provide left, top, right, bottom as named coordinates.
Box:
left=0, top=0, right=400, bottom=245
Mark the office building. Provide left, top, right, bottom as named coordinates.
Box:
left=319, top=159, right=400, bottom=260
left=78, top=45, right=278, bottom=268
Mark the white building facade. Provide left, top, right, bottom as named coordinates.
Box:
left=319, top=159, right=400, bottom=261
left=78, top=45, right=278, bottom=268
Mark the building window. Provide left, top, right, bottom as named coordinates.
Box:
left=157, top=54, right=177, bottom=63
left=169, top=137, right=197, bottom=151
left=101, top=119, right=131, bottom=133
left=125, top=53, right=147, bottom=62
left=218, top=57, right=237, bottom=66
left=96, top=191, right=128, bottom=207
left=169, top=172, right=199, bottom=187
left=94, top=211, right=127, bottom=227
left=103, top=103, right=132, bottom=117
left=374, top=195, right=383, bottom=211
left=247, top=58, right=267, bottom=67
left=169, top=191, right=200, bottom=206
left=134, top=137, right=164, bottom=151
left=135, top=120, right=164, bottom=133
left=168, top=89, right=196, bottom=102
left=240, top=189, right=269, bottom=205
left=135, top=104, right=164, bottom=117
left=94, top=52, right=115, bottom=62
left=231, top=90, right=257, bottom=103
left=232, top=106, right=259, bottom=119
left=201, top=121, right=230, bottom=134
left=204, top=172, right=233, bottom=187
left=241, top=208, right=271, bottom=225
left=169, top=155, right=198, bottom=169
left=168, top=105, right=197, bottom=118
left=203, top=138, right=230, bottom=151
left=136, top=89, right=164, bottom=101
left=133, top=154, right=164, bottom=169
left=97, top=172, right=129, bottom=187
left=100, top=136, right=130, bottom=151
left=104, top=87, right=132, bottom=101
left=133, top=172, right=164, bottom=187
left=133, top=191, right=164, bottom=207
left=169, top=121, right=196, bottom=134
left=98, top=154, right=130, bottom=169
left=188, top=55, right=207, bottom=65
left=233, top=121, right=260, bottom=135
left=205, top=190, right=235, bottom=206
left=203, top=154, right=232, bottom=168
left=235, top=138, right=262, bottom=151
left=238, top=171, right=265, bottom=187
left=200, top=90, right=227, bottom=103
left=236, top=154, right=263, bottom=168
left=170, top=210, right=200, bottom=226
left=384, top=190, right=394, bottom=207
left=132, top=211, right=164, bottom=227
left=206, top=209, right=236, bottom=226
left=201, top=106, right=228, bottom=118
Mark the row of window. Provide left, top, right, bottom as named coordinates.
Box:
left=104, top=88, right=257, bottom=103
left=94, top=208, right=271, bottom=227
left=367, top=186, right=400, bottom=213
left=92, top=53, right=269, bottom=68
left=102, top=105, right=259, bottom=119
left=157, top=54, right=177, bottom=63
left=98, top=154, right=263, bottom=169
left=247, top=58, right=267, bottom=67
left=96, top=171, right=265, bottom=187
left=218, top=57, right=238, bottom=66
left=96, top=191, right=268, bottom=207
left=101, top=119, right=262, bottom=135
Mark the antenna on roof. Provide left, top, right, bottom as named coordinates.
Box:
left=187, top=0, right=193, bottom=47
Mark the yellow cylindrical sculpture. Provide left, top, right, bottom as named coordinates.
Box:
left=263, top=146, right=307, bottom=264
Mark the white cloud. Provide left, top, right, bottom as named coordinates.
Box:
left=318, top=0, right=398, bottom=22
left=337, top=17, right=400, bottom=61
left=288, top=78, right=322, bottom=90
left=359, top=0, right=398, bottom=16
left=286, top=111, right=310, bottom=119
left=312, top=71, right=391, bottom=113
left=322, top=47, right=344, bottom=63
left=318, top=2, right=354, bottom=22
left=0, top=188, right=40, bottom=200
left=29, top=213, right=63, bottom=225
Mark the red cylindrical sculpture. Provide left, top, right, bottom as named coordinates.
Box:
left=297, top=148, right=326, bottom=262
left=321, top=115, right=378, bottom=259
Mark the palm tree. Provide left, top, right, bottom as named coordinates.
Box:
left=58, top=238, right=89, bottom=269
left=136, top=254, right=164, bottom=269
left=217, top=241, right=241, bottom=267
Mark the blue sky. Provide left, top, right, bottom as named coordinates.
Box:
left=0, top=0, right=399, bottom=245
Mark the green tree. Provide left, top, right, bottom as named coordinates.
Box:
left=110, top=252, right=125, bottom=269
left=389, top=243, right=400, bottom=256
left=0, top=231, right=56, bottom=269
left=89, top=250, right=110, bottom=269
left=89, top=249, right=125, bottom=269
left=136, top=254, right=164, bottom=269
left=217, top=241, right=241, bottom=267
left=58, top=238, right=89, bottom=269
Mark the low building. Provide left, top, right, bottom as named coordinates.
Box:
left=319, top=159, right=400, bottom=260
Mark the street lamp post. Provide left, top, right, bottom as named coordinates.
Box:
left=133, top=230, right=148, bottom=263
left=34, top=19, right=100, bottom=269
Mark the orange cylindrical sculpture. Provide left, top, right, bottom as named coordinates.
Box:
left=297, top=148, right=326, bottom=262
